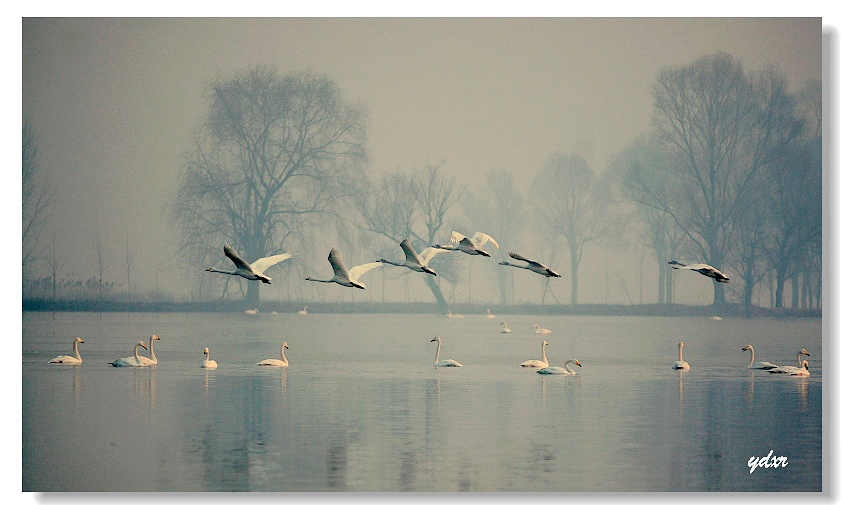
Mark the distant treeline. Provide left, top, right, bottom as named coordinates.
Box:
left=22, top=298, right=820, bottom=318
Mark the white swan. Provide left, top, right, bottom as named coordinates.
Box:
left=768, top=360, right=810, bottom=376
left=742, top=344, right=778, bottom=370
left=49, top=337, right=84, bottom=364
left=257, top=342, right=289, bottom=367
left=537, top=359, right=582, bottom=375
left=305, top=246, right=383, bottom=289
left=432, top=230, right=499, bottom=257
left=377, top=238, right=444, bottom=276
left=446, top=310, right=465, bottom=319
left=668, top=260, right=730, bottom=283
left=500, top=321, right=512, bottom=333
left=486, top=309, right=496, bottom=319
left=109, top=341, right=149, bottom=367
left=206, top=243, right=293, bottom=284
left=532, top=324, right=552, bottom=334
left=135, top=334, right=161, bottom=366
left=431, top=336, right=462, bottom=367
left=672, top=342, right=690, bottom=370
left=298, top=306, right=308, bottom=315
left=200, top=347, right=218, bottom=369
left=520, top=340, right=549, bottom=367
left=767, top=348, right=810, bottom=375
left=499, top=252, right=561, bottom=278
left=245, top=308, right=259, bottom=315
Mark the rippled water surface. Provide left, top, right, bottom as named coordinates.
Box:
left=22, top=311, right=822, bottom=492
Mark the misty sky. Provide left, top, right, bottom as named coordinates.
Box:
left=20, top=17, right=825, bottom=302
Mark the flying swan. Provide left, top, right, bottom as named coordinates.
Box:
left=257, top=342, right=290, bottom=367
left=741, top=344, right=778, bottom=370
left=49, top=337, right=85, bottom=364
left=499, top=252, right=561, bottom=278
left=206, top=243, right=293, bottom=284
left=110, top=341, right=149, bottom=367
left=537, top=359, right=582, bottom=375
left=305, top=246, right=383, bottom=289
left=200, top=347, right=218, bottom=369
left=378, top=238, right=448, bottom=276
left=672, top=342, right=690, bottom=370
left=432, top=230, right=499, bottom=257
left=520, top=340, right=549, bottom=368
left=668, top=261, right=730, bottom=283
left=430, top=336, right=462, bottom=367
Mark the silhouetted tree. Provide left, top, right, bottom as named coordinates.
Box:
left=22, top=118, right=53, bottom=289
left=172, top=68, right=367, bottom=306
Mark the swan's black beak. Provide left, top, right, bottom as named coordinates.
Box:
left=741, top=347, right=748, bottom=352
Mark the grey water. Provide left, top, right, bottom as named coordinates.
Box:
left=22, top=311, right=822, bottom=492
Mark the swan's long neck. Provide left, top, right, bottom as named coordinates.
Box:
left=435, top=340, right=442, bottom=364
left=541, top=343, right=548, bottom=363
left=72, top=340, right=81, bottom=360
left=503, top=262, right=528, bottom=270
left=148, top=338, right=156, bottom=361
left=747, top=347, right=755, bottom=367
left=564, top=360, right=576, bottom=373
left=798, top=352, right=805, bottom=366
left=134, top=344, right=142, bottom=364
left=209, top=267, right=236, bottom=275
left=380, top=259, right=403, bottom=267
left=678, top=344, right=684, bottom=362
left=306, top=277, right=332, bottom=283
left=280, top=346, right=288, bottom=364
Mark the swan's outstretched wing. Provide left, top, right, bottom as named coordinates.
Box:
left=509, top=251, right=547, bottom=269
left=449, top=230, right=469, bottom=244
left=224, top=243, right=253, bottom=272
left=348, top=262, right=383, bottom=282
left=418, top=246, right=450, bottom=266
left=327, top=247, right=350, bottom=278
left=472, top=232, right=499, bottom=250
left=399, top=239, right=423, bottom=264
left=250, top=252, right=293, bottom=275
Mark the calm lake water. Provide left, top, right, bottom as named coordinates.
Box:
left=22, top=311, right=823, bottom=492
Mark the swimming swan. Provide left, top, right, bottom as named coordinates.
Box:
left=668, top=260, right=730, bottom=283
left=49, top=337, right=84, bottom=364
left=431, top=336, right=462, bottom=367
left=110, top=341, right=149, bottom=367
left=135, top=335, right=161, bottom=366
left=532, top=324, right=552, bottom=334
left=305, top=246, right=382, bottom=289
left=741, top=344, right=778, bottom=370
left=500, top=321, right=512, bottom=333
left=206, top=243, right=293, bottom=284
left=537, top=359, right=582, bottom=375
left=672, top=342, right=690, bottom=370
left=486, top=309, right=496, bottom=319
left=767, top=349, right=811, bottom=375
left=499, top=252, right=561, bottom=278
left=257, top=342, right=289, bottom=367
left=298, top=306, right=308, bottom=315
left=200, top=347, right=218, bottom=369
left=520, top=340, right=549, bottom=367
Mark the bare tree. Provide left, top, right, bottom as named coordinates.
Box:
left=171, top=68, right=367, bottom=306
left=124, top=233, right=134, bottom=302
left=650, top=53, right=799, bottom=308
left=22, top=118, right=53, bottom=287
left=94, top=219, right=106, bottom=301
left=531, top=153, right=619, bottom=305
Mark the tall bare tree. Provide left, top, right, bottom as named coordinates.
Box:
left=22, top=118, right=53, bottom=288
left=172, top=68, right=367, bottom=306
left=531, top=153, right=618, bottom=305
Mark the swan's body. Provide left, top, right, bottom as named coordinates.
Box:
left=200, top=347, right=217, bottom=369
left=135, top=335, right=161, bottom=366
left=305, top=246, right=382, bottom=289
left=520, top=340, right=549, bottom=367
left=109, top=341, right=149, bottom=367
left=768, top=360, right=810, bottom=376
left=537, top=359, right=582, bottom=375
left=49, top=337, right=84, bottom=364
left=500, top=321, right=512, bottom=333
left=378, top=239, right=443, bottom=276
left=672, top=342, right=690, bottom=370
left=499, top=252, right=561, bottom=278
left=257, top=342, right=289, bottom=367
left=446, top=310, right=465, bottom=319
left=742, top=345, right=778, bottom=370
left=431, top=336, right=462, bottom=367
left=532, top=324, right=552, bottom=334
left=668, top=260, right=730, bottom=283
left=485, top=309, right=496, bottom=319
left=206, top=243, right=293, bottom=284
left=298, top=306, right=308, bottom=315
left=432, top=230, right=499, bottom=257
left=245, top=308, right=259, bottom=315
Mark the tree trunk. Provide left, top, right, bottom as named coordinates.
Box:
left=743, top=278, right=754, bottom=318
left=426, top=275, right=448, bottom=314
left=569, top=252, right=578, bottom=305
left=246, top=282, right=260, bottom=308
left=775, top=270, right=786, bottom=308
